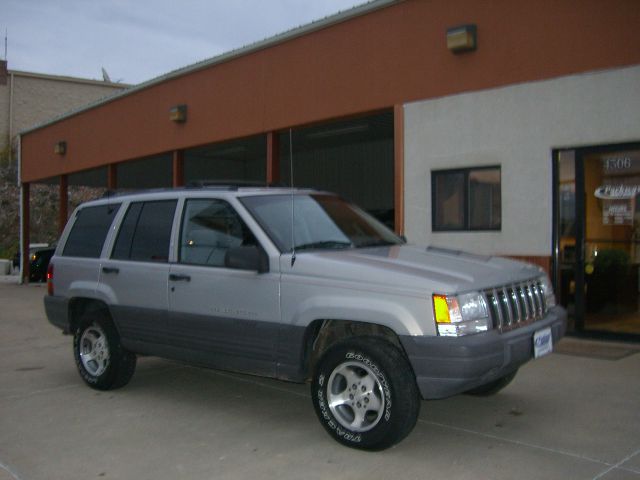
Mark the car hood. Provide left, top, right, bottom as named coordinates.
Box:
left=281, top=245, right=543, bottom=294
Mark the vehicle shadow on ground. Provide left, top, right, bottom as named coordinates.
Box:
left=118, top=356, right=534, bottom=450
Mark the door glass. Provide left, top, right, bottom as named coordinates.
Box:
left=179, top=199, right=256, bottom=267
left=584, top=150, right=640, bottom=335
left=112, top=200, right=177, bottom=262
left=557, top=151, right=577, bottom=321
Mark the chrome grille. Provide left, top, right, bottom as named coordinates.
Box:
left=485, top=279, right=547, bottom=332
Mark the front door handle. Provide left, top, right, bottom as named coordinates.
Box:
left=102, top=267, right=119, bottom=274
left=169, top=273, right=191, bottom=282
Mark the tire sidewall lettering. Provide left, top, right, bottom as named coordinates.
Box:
left=312, top=338, right=420, bottom=450
left=317, top=385, right=363, bottom=443
left=315, top=348, right=394, bottom=444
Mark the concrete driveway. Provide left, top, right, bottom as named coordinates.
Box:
left=1, top=283, right=639, bottom=480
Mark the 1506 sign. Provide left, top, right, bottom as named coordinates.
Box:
left=604, top=157, right=631, bottom=172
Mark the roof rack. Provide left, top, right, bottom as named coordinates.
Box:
left=100, top=187, right=175, bottom=199
left=185, top=179, right=269, bottom=189
left=99, top=180, right=290, bottom=199
left=186, top=180, right=291, bottom=189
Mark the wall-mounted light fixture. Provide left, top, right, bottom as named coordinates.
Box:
left=54, top=141, right=67, bottom=155
left=169, top=104, right=187, bottom=123
left=446, top=24, right=477, bottom=53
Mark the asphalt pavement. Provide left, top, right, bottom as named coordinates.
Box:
left=1, top=283, right=639, bottom=480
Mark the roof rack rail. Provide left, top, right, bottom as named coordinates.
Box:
left=97, top=180, right=289, bottom=199
left=100, top=187, right=174, bottom=198
left=186, top=179, right=282, bottom=189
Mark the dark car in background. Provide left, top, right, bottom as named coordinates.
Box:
left=13, top=246, right=56, bottom=282
left=29, top=247, right=56, bottom=282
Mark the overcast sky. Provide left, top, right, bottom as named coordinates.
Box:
left=4, top=0, right=367, bottom=84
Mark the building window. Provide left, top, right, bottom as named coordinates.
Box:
left=432, top=166, right=501, bottom=231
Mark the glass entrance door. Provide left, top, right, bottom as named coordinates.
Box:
left=555, top=143, right=640, bottom=339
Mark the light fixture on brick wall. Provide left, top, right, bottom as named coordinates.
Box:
left=446, top=24, right=477, bottom=53
left=54, top=141, right=67, bottom=155
left=169, top=104, right=187, bottom=123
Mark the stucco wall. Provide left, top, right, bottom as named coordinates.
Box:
left=404, top=65, right=640, bottom=256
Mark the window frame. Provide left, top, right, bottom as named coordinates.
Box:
left=431, top=165, right=502, bottom=232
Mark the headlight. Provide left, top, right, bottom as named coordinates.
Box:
left=538, top=275, right=556, bottom=308
left=433, top=291, right=490, bottom=336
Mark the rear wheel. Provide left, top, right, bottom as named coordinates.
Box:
left=73, top=309, right=136, bottom=390
left=466, top=369, right=518, bottom=396
left=311, top=336, right=420, bottom=450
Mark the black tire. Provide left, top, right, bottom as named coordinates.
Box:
left=73, top=309, right=136, bottom=390
left=466, top=369, right=518, bottom=396
left=311, top=336, right=420, bottom=450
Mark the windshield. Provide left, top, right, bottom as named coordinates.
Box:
left=240, top=194, right=403, bottom=253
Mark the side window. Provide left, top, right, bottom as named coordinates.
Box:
left=112, top=200, right=177, bottom=263
left=179, top=199, right=257, bottom=267
left=62, top=204, right=121, bottom=258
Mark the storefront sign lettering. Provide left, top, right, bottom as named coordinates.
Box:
left=594, top=185, right=640, bottom=200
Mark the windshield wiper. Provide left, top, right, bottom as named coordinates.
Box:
left=295, top=241, right=353, bottom=251
left=356, top=240, right=397, bottom=248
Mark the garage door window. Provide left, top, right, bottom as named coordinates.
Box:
left=432, top=166, right=501, bottom=231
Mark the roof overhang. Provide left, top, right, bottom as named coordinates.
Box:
left=19, top=0, right=399, bottom=137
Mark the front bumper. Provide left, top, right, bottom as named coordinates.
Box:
left=399, top=305, right=567, bottom=399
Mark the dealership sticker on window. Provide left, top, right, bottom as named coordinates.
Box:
left=603, top=200, right=633, bottom=225
left=533, top=327, right=553, bottom=359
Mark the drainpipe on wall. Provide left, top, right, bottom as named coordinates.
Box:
left=8, top=71, right=14, bottom=143
left=17, top=134, right=24, bottom=284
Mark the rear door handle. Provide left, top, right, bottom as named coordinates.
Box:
left=102, top=267, right=119, bottom=274
left=169, top=273, right=191, bottom=282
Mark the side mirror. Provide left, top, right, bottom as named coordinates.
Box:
left=224, top=245, right=269, bottom=273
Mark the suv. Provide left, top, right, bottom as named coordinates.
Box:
left=45, top=187, right=566, bottom=450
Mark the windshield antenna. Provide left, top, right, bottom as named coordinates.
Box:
left=289, top=128, right=296, bottom=267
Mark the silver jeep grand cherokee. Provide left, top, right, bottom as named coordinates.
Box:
left=44, top=187, right=566, bottom=450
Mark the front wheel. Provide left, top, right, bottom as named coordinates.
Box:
left=311, top=336, right=420, bottom=450
left=73, top=309, right=136, bottom=390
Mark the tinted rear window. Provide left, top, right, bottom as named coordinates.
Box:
left=112, top=200, right=177, bottom=263
left=62, top=204, right=121, bottom=258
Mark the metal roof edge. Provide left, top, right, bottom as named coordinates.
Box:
left=19, top=0, right=400, bottom=138
left=8, top=69, right=131, bottom=88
